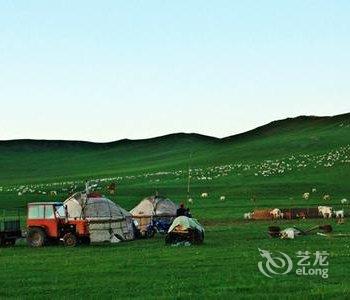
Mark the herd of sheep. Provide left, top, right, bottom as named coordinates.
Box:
left=244, top=191, right=348, bottom=220
left=0, top=144, right=348, bottom=196
left=0, top=145, right=348, bottom=219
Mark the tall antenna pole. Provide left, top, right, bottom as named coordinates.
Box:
left=85, top=180, right=89, bottom=194
left=187, top=152, right=192, bottom=200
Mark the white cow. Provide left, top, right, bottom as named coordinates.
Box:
left=341, top=198, right=348, bottom=205
left=302, top=192, right=310, bottom=200
left=201, top=193, right=208, bottom=198
left=334, top=210, right=344, bottom=219
left=270, top=208, right=282, bottom=219
left=318, top=206, right=333, bottom=219
left=244, top=212, right=254, bottom=219
left=220, top=196, right=226, bottom=201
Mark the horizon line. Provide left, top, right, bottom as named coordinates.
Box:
left=1, top=112, right=349, bottom=144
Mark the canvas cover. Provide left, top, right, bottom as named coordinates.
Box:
left=168, top=216, right=204, bottom=233
left=130, top=196, right=177, bottom=217
left=64, top=193, right=134, bottom=243
left=130, top=196, right=177, bottom=234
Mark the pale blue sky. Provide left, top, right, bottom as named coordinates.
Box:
left=0, top=1, right=349, bottom=142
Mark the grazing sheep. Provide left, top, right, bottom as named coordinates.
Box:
left=220, top=196, right=226, bottom=201
left=50, top=191, right=57, bottom=197
left=341, top=198, right=348, bottom=205
left=244, top=212, right=254, bottom=219
left=318, top=206, right=333, bottom=218
left=323, top=194, right=331, bottom=201
left=302, top=192, right=310, bottom=200
left=312, top=188, right=317, bottom=193
left=201, top=193, right=208, bottom=198
left=270, top=208, right=282, bottom=219
left=334, top=210, right=344, bottom=219
left=188, top=198, right=193, bottom=204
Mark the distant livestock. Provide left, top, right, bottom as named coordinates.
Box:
left=318, top=206, right=333, bottom=219
left=341, top=198, right=348, bottom=205
left=302, top=192, right=310, bottom=200
left=50, top=191, right=57, bottom=197
left=244, top=212, right=254, bottom=219
left=188, top=198, right=193, bottom=204
left=312, top=188, right=317, bottom=193
left=334, top=210, right=344, bottom=219
left=220, top=196, right=226, bottom=201
left=270, top=208, right=282, bottom=219
left=323, top=194, right=331, bottom=201
left=201, top=193, right=208, bottom=198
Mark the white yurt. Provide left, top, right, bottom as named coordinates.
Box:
left=130, top=195, right=177, bottom=234
left=64, top=192, right=134, bottom=243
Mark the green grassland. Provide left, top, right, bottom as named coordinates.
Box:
left=0, top=114, right=349, bottom=299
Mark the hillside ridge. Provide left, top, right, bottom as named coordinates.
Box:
left=0, top=112, right=349, bottom=149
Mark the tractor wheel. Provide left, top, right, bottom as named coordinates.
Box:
left=6, top=239, right=17, bottom=246
left=27, top=228, right=46, bottom=247
left=63, top=233, right=77, bottom=247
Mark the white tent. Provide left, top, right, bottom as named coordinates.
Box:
left=64, top=192, right=134, bottom=243
left=130, top=195, right=177, bottom=217
left=130, top=196, right=177, bottom=234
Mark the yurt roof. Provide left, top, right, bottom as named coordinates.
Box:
left=64, top=192, right=131, bottom=220
left=130, top=195, right=177, bottom=217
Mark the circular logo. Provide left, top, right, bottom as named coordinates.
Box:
left=258, top=248, right=293, bottom=278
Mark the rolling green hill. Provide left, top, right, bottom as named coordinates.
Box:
left=0, top=113, right=349, bottom=186
left=0, top=112, right=349, bottom=212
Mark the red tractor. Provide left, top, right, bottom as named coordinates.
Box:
left=26, top=202, right=89, bottom=247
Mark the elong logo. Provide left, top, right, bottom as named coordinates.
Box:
left=258, top=248, right=329, bottom=279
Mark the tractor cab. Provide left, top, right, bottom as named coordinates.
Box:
left=26, top=202, right=89, bottom=247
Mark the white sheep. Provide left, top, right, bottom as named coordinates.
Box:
left=323, top=194, right=331, bottom=201
left=341, top=198, right=348, bottom=205
left=312, top=188, right=317, bottom=193
left=244, top=212, right=253, bottom=219
left=318, top=206, right=333, bottom=218
left=334, top=210, right=344, bottom=218
left=220, top=196, right=226, bottom=201
left=270, top=208, right=282, bottom=219
left=188, top=198, right=193, bottom=204
left=302, top=192, right=310, bottom=200
left=201, top=192, right=208, bottom=198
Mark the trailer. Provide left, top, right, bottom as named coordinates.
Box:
left=0, top=209, right=22, bottom=246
